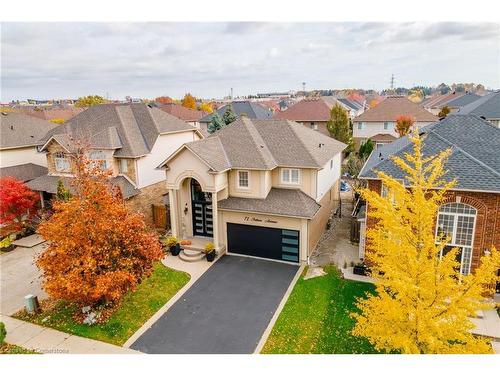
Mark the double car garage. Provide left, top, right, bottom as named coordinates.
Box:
left=226, top=223, right=300, bottom=263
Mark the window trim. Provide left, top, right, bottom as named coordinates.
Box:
left=54, top=152, right=71, bottom=173
left=281, top=168, right=300, bottom=185
left=435, top=203, right=477, bottom=275
left=357, top=122, right=365, bottom=130
left=383, top=121, right=390, bottom=130
left=89, top=150, right=109, bottom=170
left=237, top=170, right=250, bottom=189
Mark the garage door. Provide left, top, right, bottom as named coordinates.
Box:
left=227, top=223, right=299, bottom=263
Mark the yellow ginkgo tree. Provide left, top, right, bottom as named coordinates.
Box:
left=351, top=131, right=500, bottom=354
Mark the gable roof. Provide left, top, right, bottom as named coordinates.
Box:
left=39, top=103, right=199, bottom=158
left=160, top=118, right=346, bottom=172
left=359, top=115, right=500, bottom=192
left=0, top=163, right=48, bottom=182
left=443, top=92, right=481, bottom=108
left=20, top=107, right=84, bottom=121
left=273, top=98, right=332, bottom=122
left=199, top=101, right=273, bottom=123
left=0, top=112, right=59, bottom=149
left=354, top=97, right=437, bottom=122
left=457, top=91, right=500, bottom=119
left=156, top=103, right=207, bottom=122
left=422, top=92, right=464, bottom=108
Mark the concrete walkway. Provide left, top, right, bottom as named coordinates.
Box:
left=12, top=234, right=45, bottom=248
left=1, top=315, right=137, bottom=354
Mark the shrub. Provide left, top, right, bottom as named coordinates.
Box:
left=0, top=322, right=6, bottom=345
left=163, top=236, right=178, bottom=249
left=204, top=242, right=215, bottom=254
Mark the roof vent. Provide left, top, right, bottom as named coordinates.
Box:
left=378, top=152, right=383, bottom=160
left=10, top=125, right=14, bottom=130
left=318, top=143, right=325, bottom=148
left=1, top=112, right=8, bottom=116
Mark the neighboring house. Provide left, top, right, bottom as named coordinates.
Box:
left=20, top=106, right=84, bottom=122
left=156, top=103, right=207, bottom=129
left=0, top=112, right=59, bottom=182
left=357, top=115, right=500, bottom=280
left=457, top=91, right=500, bottom=128
left=158, top=118, right=346, bottom=263
left=441, top=92, right=481, bottom=113
left=353, top=96, right=437, bottom=150
left=421, top=92, right=465, bottom=115
left=27, top=103, right=202, bottom=227
left=323, top=96, right=366, bottom=119
left=198, top=101, right=273, bottom=135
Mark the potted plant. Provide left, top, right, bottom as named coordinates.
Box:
left=162, top=235, right=181, bottom=256
left=353, top=262, right=368, bottom=276
left=204, top=242, right=216, bottom=262
left=0, top=234, right=16, bottom=253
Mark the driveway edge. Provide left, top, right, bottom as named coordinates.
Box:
left=253, top=263, right=305, bottom=354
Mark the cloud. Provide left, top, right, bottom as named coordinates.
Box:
left=1, top=22, right=498, bottom=101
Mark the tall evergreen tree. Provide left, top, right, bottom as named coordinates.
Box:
left=208, top=113, right=225, bottom=134
left=222, top=105, right=237, bottom=125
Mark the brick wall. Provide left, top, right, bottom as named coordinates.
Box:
left=308, top=180, right=340, bottom=255
left=125, top=181, right=168, bottom=227
left=365, top=179, right=500, bottom=273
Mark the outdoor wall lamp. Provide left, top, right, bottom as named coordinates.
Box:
left=184, top=203, right=188, bottom=215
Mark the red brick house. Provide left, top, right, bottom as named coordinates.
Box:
left=357, top=115, right=500, bottom=289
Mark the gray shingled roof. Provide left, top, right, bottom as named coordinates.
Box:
left=1, top=112, right=58, bottom=149
left=170, top=118, right=346, bottom=171
left=0, top=163, right=48, bottom=182
left=218, top=188, right=321, bottom=218
left=457, top=91, right=500, bottom=119
left=27, top=174, right=140, bottom=199
left=443, top=93, right=481, bottom=108
left=40, top=103, right=198, bottom=158
left=359, top=115, right=500, bottom=192
left=199, top=101, right=273, bottom=123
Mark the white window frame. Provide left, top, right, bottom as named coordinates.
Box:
left=383, top=121, right=390, bottom=130
left=311, top=122, right=318, bottom=130
left=89, top=150, right=109, bottom=170
left=237, top=170, right=250, bottom=189
left=281, top=168, right=300, bottom=185
left=119, top=159, right=128, bottom=174
left=357, top=122, right=364, bottom=130
left=435, top=203, right=477, bottom=276
left=54, top=152, right=71, bottom=173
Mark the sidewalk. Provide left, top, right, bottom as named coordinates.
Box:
left=1, top=315, right=138, bottom=354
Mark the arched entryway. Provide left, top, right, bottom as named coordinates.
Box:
left=190, top=179, right=213, bottom=237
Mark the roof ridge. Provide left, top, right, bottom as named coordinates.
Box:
left=428, top=125, right=500, bottom=178
left=240, top=117, right=277, bottom=168
left=114, top=105, right=147, bottom=156
left=285, top=119, right=323, bottom=167
left=216, top=136, right=232, bottom=169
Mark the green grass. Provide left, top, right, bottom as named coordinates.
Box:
left=262, top=266, right=378, bottom=354
left=0, top=343, right=40, bottom=354
left=14, top=262, right=190, bottom=346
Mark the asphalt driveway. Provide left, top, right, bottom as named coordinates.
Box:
left=131, top=255, right=299, bottom=354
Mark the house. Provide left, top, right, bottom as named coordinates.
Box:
left=156, top=103, right=207, bottom=129
left=457, top=91, right=500, bottom=128
left=0, top=112, right=59, bottom=182
left=158, top=117, right=346, bottom=263
left=198, top=101, right=273, bottom=135
left=20, top=106, right=84, bottom=122
left=353, top=96, right=437, bottom=150
left=439, top=92, right=481, bottom=113
left=322, top=96, right=366, bottom=119
left=357, top=114, right=500, bottom=279
left=26, top=103, right=202, bottom=227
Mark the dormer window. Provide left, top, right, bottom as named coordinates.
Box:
left=54, top=152, right=71, bottom=172
left=89, top=150, right=109, bottom=170
left=281, top=168, right=300, bottom=185
left=237, top=170, right=249, bottom=189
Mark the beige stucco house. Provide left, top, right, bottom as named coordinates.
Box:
left=159, top=118, right=346, bottom=264
left=27, top=103, right=202, bottom=226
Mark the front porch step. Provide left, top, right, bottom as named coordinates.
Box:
left=182, top=243, right=207, bottom=252
left=179, top=249, right=206, bottom=262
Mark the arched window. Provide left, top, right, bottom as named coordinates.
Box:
left=436, top=203, right=477, bottom=275
left=89, top=150, right=108, bottom=170
left=54, top=152, right=71, bottom=172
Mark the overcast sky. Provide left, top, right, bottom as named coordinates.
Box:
left=1, top=22, right=499, bottom=101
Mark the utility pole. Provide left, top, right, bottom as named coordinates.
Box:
left=390, top=73, right=395, bottom=91
left=302, top=82, right=306, bottom=94
left=230, top=88, right=233, bottom=100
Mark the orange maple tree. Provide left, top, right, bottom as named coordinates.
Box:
left=37, top=153, right=163, bottom=306
left=155, top=96, right=173, bottom=104
left=395, top=115, right=415, bottom=137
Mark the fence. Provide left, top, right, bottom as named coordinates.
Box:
left=152, top=204, right=170, bottom=230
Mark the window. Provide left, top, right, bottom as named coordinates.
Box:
left=237, top=170, right=249, bottom=188
left=436, top=203, right=477, bottom=275
left=310, top=122, right=318, bottom=130
left=380, top=180, right=403, bottom=204
left=54, top=152, right=71, bottom=172
left=383, top=122, right=389, bottom=130
left=281, top=168, right=300, bottom=184
left=357, top=122, right=365, bottom=130
left=119, top=159, right=128, bottom=173
left=330, top=159, right=333, bottom=170
left=89, top=150, right=108, bottom=170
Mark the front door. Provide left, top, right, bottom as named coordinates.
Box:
left=191, top=179, right=213, bottom=237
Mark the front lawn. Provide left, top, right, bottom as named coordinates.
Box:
left=261, top=266, right=378, bottom=354
left=0, top=343, right=40, bottom=354
left=14, top=262, right=190, bottom=346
